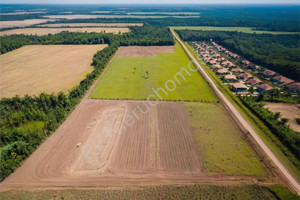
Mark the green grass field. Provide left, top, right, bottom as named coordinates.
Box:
left=2, top=184, right=295, bottom=200
left=171, top=26, right=299, bottom=35
left=183, top=102, right=266, bottom=176
left=90, top=43, right=218, bottom=101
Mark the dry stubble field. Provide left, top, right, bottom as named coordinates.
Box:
left=0, top=19, right=55, bottom=28
left=38, top=23, right=143, bottom=27
left=0, top=27, right=129, bottom=36
left=0, top=44, right=107, bottom=98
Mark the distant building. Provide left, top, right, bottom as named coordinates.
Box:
left=272, top=75, right=294, bottom=85
left=232, top=83, right=247, bottom=92
left=208, top=60, right=217, bottom=65
left=217, top=68, right=229, bottom=75
left=211, top=65, right=222, bottom=70
left=247, top=78, right=262, bottom=86
left=263, top=69, right=276, bottom=77
left=239, top=73, right=253, bottom=81
left=232, top=68, right=243, bottom=74
left=257, top=84, right=273, bottom=93
left=224, top=74, right=237, bottom=82
left=286, top=82, right=300, bottom=93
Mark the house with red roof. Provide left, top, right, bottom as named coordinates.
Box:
left=272, top=75, right=294, bottom=85
left=263, top=69, right=276, bottom=77
left=232, top=68, right=243, bottom=74
left=247, top=78, right=262, bottom=86
left=286, top=82, right=300, bottom=93
left=217, top=68, right=229, bottom=75
left=224, top=74, right=237, bottom=82
left=239, top=73, right=253, bottom=81
left=211, top=65, right=222, bottom=70
left=232, top=83, right=248, bottom=92
left=257, top=84, right=273, bottom=93
left=208, top=60, right=217, bottom=65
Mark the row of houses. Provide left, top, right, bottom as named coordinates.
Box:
left=197, top=41, right=300, bottom=94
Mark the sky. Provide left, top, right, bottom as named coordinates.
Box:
left=1, top=0, right=299, bottom=4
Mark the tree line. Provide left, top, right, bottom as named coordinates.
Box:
left=0, top=25, right=174, bottom=54
left=0, top=26, right=174, bottom=181
left=239, top=96, right=300, bottom=169
left=177, top=30, right=300, bottom=81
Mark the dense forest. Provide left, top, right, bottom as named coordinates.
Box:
left=177, top=30, right=300, bottom=81
left=0, top=26, right=174, bottom=181
left=1, top=4, right=299, bottom=32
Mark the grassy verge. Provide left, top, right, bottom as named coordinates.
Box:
left=183, top=41, right=300, bottom=181
left=265, top=185, right=299, bottom=200
left=183, top=102, right=265, bottom=176
left=90, top=42, right=218, bottom=102
left=0, top=184, right=287, bottom=200
left=171, top=26, right=299, bottom=35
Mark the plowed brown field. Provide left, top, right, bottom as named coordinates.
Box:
left=0, top=100, right=203, bottom=189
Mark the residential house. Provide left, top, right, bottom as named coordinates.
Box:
left=247, top=78, right=262, bottom=86
left=232, top=83, right=247, bottom=92
left=232, top=68, right=243, bottom=74
left=257, top=84, right=273, bottom=93
left=263, top=69, right=276, bottom=77
left=211, top=65, right=222, bottom=70
left=239, top=73, right=253, bottom=81
left=272, top=75, right=294, bottom=85
left=208, top=60, right=217, bottom=65
left=224, top=74, right=237, bottom=82
left=217, top=68, right=229, bottom=75
left=286, top=82, right=300, bottom=93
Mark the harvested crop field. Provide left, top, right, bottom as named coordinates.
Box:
left=115, top=46, right=175, bottom=57
left=0, top=44, right=107, bottom=98
left=0, top=19, right=55, bottom=28
left=0, top=100, right=203, bottom=189
left=44, top=15, right=198, bottom=19
left=38, top=23, right=143, bottom=27
left=264, top=103, right=300, bottom=132
left=0, top=27, right=129, bottom=36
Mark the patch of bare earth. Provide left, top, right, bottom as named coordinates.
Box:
left=0, top=19, right=55, bottom=28
left=38, top=23, right=143, bottom=27
left=115, top=46, right=175, bottom=57
left=0, top=27, right=129, bottom=36
left=264, top=103, right=300, bottom=132
left=0, top=100, right=202, bottom=189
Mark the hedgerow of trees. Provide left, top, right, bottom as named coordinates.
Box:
left=239, top=96, right=300, bottom=168
left=177, top=30, right=300, bottom=81
left=0, top=26, right=174, bottom=181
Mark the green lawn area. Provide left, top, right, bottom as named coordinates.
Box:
left=171, top=26, right=299, bottom=35
left=183, top=102, right=266, bottom=176
left=90, top=43, right=217, bottom=101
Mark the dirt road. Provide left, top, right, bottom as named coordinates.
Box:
left=170, top=29, right=300, bottom=195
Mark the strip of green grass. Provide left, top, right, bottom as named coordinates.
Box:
left=184, top=41, right=300, bottom=181
left=90, top=43, right=217, bottom=102
left=0, top=184, right=282, bottom=200
left=171, top=26, right=299, bottom=35
left=183, top=102, right=265, bottom=176
left=265, top=185, right=299, bottom=200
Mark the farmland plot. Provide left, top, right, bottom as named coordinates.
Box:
left=0, top=100, right=202, bottom=189
left=0, top=45, right=107, bottom=98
